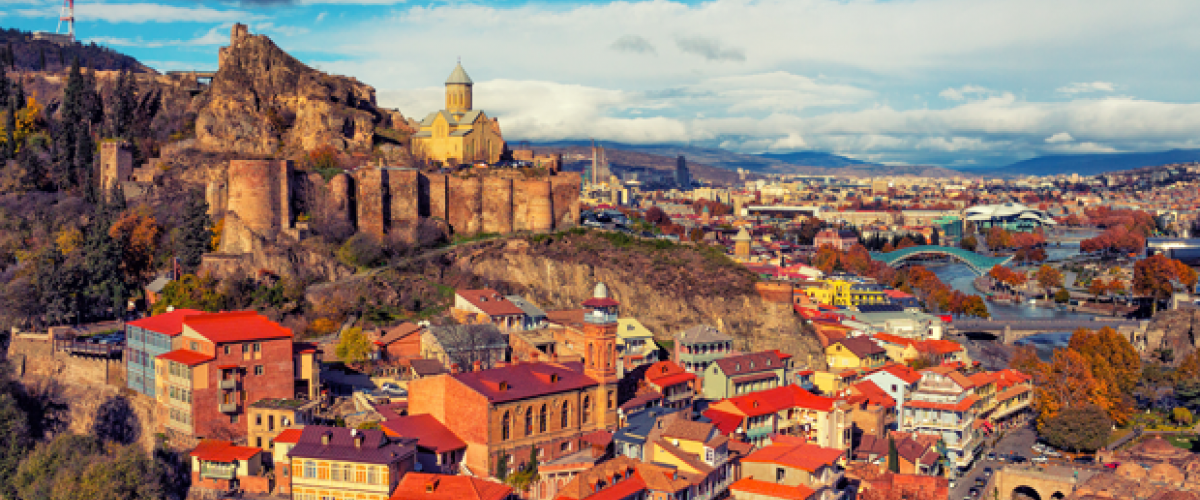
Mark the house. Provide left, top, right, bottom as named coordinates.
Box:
left=984, top=369, right=1033, bottom=425
left=189, top=440, right=270, bottom=494
left=380, top=413, right=467, bottom=475
left=247, top=398, right=318, bottom=453
left=153, top=311, right=321, bottom=443
left=800, top=280, right=889, bottom=309
left=871, top=334, right=968, bottom=366
left=704, top=385, right=851, bottom=450
left=899, top=368, right=985, bottom=474
left=125, top=308, right=205, bottom=397
left=861, top=364, right=922, bottom=419
left=643, top=361, right=697, bottom=411
left=390, top=472, right=514, bottom=500
left=551, top=455, right=693, bottom=500
left=702, top=350, right=793, bottom=400
left=407, top=359, right=448, bottom=380
left=288, top=425, right=418, bottom=500
left=374, top=323, right=424, bottom=364
left=825, top=337, right=887, bottom=372
left=616, top=318, right=659, bottom=372
left=452, top=289, right=527, bottom=331
left=648, top=416, right=738, bottom=500
left=614, top=406, right=681, bottom=462
left=734, top=435, right=848, bottom=500
left=506, top=295, right=549, bottom=331
left=854, top=470, right=949, bottom=500
left=420, top=324, right=508, bottom=372
left=813, top=228, right=857, bottom=251
left=675, top=325, right=734, bottom=375
left=840, top=380, right=896, bottom=441
left=272, top=428, right=303, bottom=495
left=853, top=432, right=940, bottom=476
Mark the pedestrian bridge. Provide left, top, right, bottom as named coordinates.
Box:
left=871, top=246, right=1012, bottom=275
left=950, top=318, right=1146, bottom=343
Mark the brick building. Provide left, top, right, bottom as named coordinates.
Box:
left=153, top=311, right=321, bottom=442
left=407, top=283, right=622, bottom=478
left=373, top=322, right=424, bottom=363
left=287, top=426, right=417, bottom=500
left=813, top=228, right=858, bottom=251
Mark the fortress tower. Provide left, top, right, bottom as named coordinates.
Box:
left=99, top=141, right=133, bottom=195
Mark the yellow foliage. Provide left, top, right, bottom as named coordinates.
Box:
left=308, top=317, right=339, bottom=336
left=211, top=217, right=225, bottom=250
left=56, top=228, right=83, bottom=255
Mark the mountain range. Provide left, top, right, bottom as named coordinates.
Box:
left=966, top=149, right=1200, bottom=177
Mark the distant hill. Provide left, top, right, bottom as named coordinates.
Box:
left=0, top=27, right=152, bottom=73
left=974, top=149, right=1200, bottom=177
left=529, top=140, right=971, bottom=182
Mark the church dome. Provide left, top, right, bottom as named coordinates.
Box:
left=446, top=62, right=473, bottom=85
left=1149, top=463, right=1184, bottom=484
left=1117, top=463, right=1148, bottom=480
left=593, top=282, right=610, bottom=299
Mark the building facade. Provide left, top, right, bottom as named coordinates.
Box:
left=125, top=309, right=204, bottom=397
left=675, top=325, right=734, bottom=375
left=287, top=426, right=417, bottom=500
left=412, top=63, right=506, bottom=166
left=702, top=351, right=793, bottom=400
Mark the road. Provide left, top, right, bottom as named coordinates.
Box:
left=950, top=422, right=1040, bottom=500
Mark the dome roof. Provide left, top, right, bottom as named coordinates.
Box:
left=1149, top=463, right=1184, bottom=484
left=446, top=62, right=473, bottom=85
left=1117, top=463, right=1148, bottom=480
left=593, top=282, right=610, bottom=299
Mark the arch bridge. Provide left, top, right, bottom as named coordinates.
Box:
left=993, top=465, right=1093, bottom=500
left=950, top=318, right=1146, bottom=344
left=870, top=245, right=1013, bottom=275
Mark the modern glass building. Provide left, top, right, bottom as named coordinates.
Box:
left=964, top=203, right=1056, bottom=232
left=125, top=309, right=204, bottom=397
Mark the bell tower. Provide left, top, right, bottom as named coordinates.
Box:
left=582, top=282, right=619, bottom=428
left=445, top=60, right=474, bottom=114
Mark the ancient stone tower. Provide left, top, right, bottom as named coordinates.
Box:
left=99, top=141, right=133, bottom=195
left=221, top=159, right=293, bottom=253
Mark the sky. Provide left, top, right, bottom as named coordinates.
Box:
left=4, top=0, right=1200, bottom=168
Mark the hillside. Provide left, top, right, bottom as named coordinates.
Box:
left=0, top=27, right=152, bottom=73
left=972, top=149, right=1200, bottom=177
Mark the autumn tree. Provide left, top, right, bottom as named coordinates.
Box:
left=1134, top=254, right=1196, bottom=314
left=109, top=205, right=161, bottom=284
left=644, top=206, right=670, bottom=226
left=1035, top=265, right=1063, bottom=298
left=335, top=327, right=373, bottom=366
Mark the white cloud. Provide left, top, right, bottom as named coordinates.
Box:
left=18, top=3, right=264, bottom=24
left=89, top=24, right=229, bottom=48
left=315, top=12, right=327, bottom=23
left=675, top=36, right=745, bottom=62
left=1045, top=132, right=1074, bottom=143
left=1057, top=81, right=1117, bottom=94
left=939, top=85, right=992, bottom=101
left=611, top=35, right=656, bottom=55
left=297, top=0, right=408, bottom=4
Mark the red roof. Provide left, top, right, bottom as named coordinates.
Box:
left=455, top=289, right=526, bottom=317
left=392, top=472, right=513, bottom=500
left=127, top=309, right=205, bottom=336
left=273, top=429, right=303, bottom=444
left=876, top=363, right=922, bottom=384
left=704, top=409, right=744, bottom=434
left=184, top=311, right=292, bottom=344
left=916, top=339, right=965, bottom=356
left=904, top=395, right=979, bottom=412
left=453, top=362, right=598, bottom=404
left=730, top=478, right=816, bottom=500
left=581, top=297, right=621, bottom=308
left=741, top=436, right=845, bottom=473
left=847, top=380, right=896, bottom=407
left=882, top=289, right=914, bottom=299
left=190, top=440, right=261, bottom=462
left=710, top=385, right=835, bottom=419
left=157, top=349, right=215, bottom=366
left=872, top=333, right=916, bottom=347
left=645, top=361, right=695, bottom=389
left=380, top=414, right=466, bottom=453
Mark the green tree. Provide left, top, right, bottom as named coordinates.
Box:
left=887, top=435, right=900, bottom=473
left=0, top=392, right=33, bottom=500
left=1054, top=288, right=1071, bottom=304
left=335, top=327, right=373, bottom=366
left=1172, top=407, right=1194, bottom=426
left=1040, top=404, right=1111, bottom=453
left=336, top=233, right=384, bottom=270
left=495, top=451, right=509, bottom=480
left=177, top=189, right=212, bottom=272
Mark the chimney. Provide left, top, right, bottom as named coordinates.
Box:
left=473, top=360, right=483, bottom=372
left=321, top=432, right=331, bottom=445
left=354, top=434, right=365, bottom=448
left=450, top=363, right=460, bottom=374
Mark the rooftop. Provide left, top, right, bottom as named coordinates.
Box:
left=379, top=414, right=466, bottom=453
left=127, top=309, right=205, bottom=336
left=456, top=289, right=525, bottom=317
left=452, top=361, right=598, bottom=404
left=287, top=425, right=415, bottom=465
left=392, top=472, right=511, bottom=500
left=190, top=440, right=261, bottom=463
left=184, top=311, right=292, bottom=344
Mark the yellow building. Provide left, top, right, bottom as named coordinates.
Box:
left=824, top=337, right=887, bottom=372
left=289, top=426, right=417, bottom=500
left=412, top=62, right=506, bottom=166
left=801, top=280, right=888, bottom=308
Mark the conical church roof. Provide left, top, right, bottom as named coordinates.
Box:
left=446, top=62, right=473, bottom=85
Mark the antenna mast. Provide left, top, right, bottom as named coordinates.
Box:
left=57, top=0, right=75, bottom=42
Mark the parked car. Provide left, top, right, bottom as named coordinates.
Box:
left=969, top=487, right=980, bottom=498
left=974, top=477, right=986, bottom=487
left=986, top=452, right=998, bottom=462
left=983, top=467, right=994, bottom=477
left=1032, top=456, right=1049, bottom=464
left=1104, top=462, right=1121, bottom=469
left=1010, top=455, right=1028, bottom=464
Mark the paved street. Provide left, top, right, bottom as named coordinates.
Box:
left=950, top=422, right=1040, bottom=500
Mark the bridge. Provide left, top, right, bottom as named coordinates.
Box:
left=993, top=464, right=1094, bottom=500
left=870, top=246, right=1013, bottom=275
left=950, top=318, right=1147, bottom=344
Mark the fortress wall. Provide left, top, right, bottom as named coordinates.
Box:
left=482, top=177, right=514, bottom=234
left=513, top=179, right=535, bottom=232
left=227, top=159, right=287, bottom=237
left=389, top=169, right=420, bottom=230
left=550, top=172, right=582, bottom=229
left=329, top=173, right=355, bottom=229
left=525, top=179, right=554, bottom=233
left=426, top=173, right=449, bottom=221
left=449, top=176, right=483, bottom=235
left=278, top=160, right=294, bottom=230
left=355, top=168, right=387, bottom=239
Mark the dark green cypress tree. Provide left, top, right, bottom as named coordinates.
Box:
left=75, top=122, right=96, bottom=202
left=0, top=63, right=9, bottom=107
left=39, top=48, right=46, bottom=71
left=109, top=69, right=136, bottom=139
left=3, top=96, right=15, bottom=160
left=887, top=435, right=900, bottom=473
left=177, top=189, right=213, bottom=272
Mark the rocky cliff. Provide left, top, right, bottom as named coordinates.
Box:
left=193, top=24, right=401, bottom=157
left=1143, top=309, right=1200, bottom=364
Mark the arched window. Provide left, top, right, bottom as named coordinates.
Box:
left=583, top=396, right=592, bottom=423
left=525, top=407, right=534, bottom=435
left=502, top=411, right=511, bottom=440
left=588, top=343, right=595, bottom=367
left=539, top=404, right=548, bottom=433
left=608, top=390, right=615, bottom=409
left=561, top=401, right=570, bottom=429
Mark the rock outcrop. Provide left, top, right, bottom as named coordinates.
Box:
left=193, top=24, right=396, bottom=155
left=1143, top=309, right=1200, bottom=364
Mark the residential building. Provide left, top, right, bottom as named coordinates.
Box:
left=899, top=369, right=985, bottom=474
left=824, top=337, right=887, bottom=372
left=507, top=295, right=549, bottom=331
left=643, top=360, right=697, bottom=411
left=871, top=334, right=968, bottom=366
left=373, top=323, right=424, bottom=364
left=420, top=324, right=508, bottom=371
left=407, top=283, right=622, bottom=477
left=813, top=229, right=857, bottom=251
left=800, top=280, right=889, bottom=309
left=704, top=385, right=851, bottom=450
left=861, top=364, right=922, bottom=421
left=189, top=440, right=270, bottom=494
left=451, top=289, right=527, bottom=331
left=675, top=325, right=734, bottom=375
left=390, top=472, right=514, bottom=500
left=125, top=309, right=204, bottom=397
left=273, top=428, right=303, bottom=496
left=288, top=425, right=418, bottom=500
left=734, top=435, right=848, bottom=500
left=153, top=311, right=320, bottom=442
left=647, top=416, right=737, bottom=500
left=551, top=455, right=692, bottom=500
left=853, top=432, right=940, bottom=476
left=982, top=369, right=1033, bottom=425
left=701, top=350, right=793, bottom=400
left=614, top=406, right=681, bottom=462
left=616, top=318, right=659, bottom=372
left=247, top=398, right=318, bottom=453
left=380, top=413, right=468, bottom=475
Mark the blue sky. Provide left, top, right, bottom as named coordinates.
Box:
left=4, top=0, right=1200, bottom=168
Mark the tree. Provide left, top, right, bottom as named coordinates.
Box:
left=1172, top=407, right=1194, bottom=426
left=109, top=205, right=161, bottom=284
left=336, top=233, right=384, bottom=270
left=176, top=189, right=212, bottom=272
left=495, top=451, right=509, bottom=480
left=1039, top=405, right=1111, bottom=452
left=91, top=395, right=141, bottom=445
left=961, top=295, right=990, bottom=319
left=644, top=206, right=670, bottom=226
left=960, top=234, right=978, bottom=251
left=1088, top=277, right=1110, bottom=307
left=1035, top=265, right=1063, bottom=298
left=0, top=392, right=32, bottom=500
left=1054, top=288, right=1071, bottom=304
left=1135, top=254, right=1193, bottom=314
left=887, top=435, right=900, bottom=473
left=335, top=327, right=373, bottom=366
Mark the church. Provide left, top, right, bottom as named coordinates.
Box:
left=412, top=62, right=507, bottom=166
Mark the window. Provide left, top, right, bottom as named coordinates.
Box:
left=269, top=415, right=275, bottom=431
left=367, top=467, right=378, bottom=485
left=355, top=466, right=366, bottom=484
left=561, top=401, right=570, bottom=429
left=254, top=343, right=262, bottom=353
left=317, top=462, right=330, bottom=480
left=190, top=341, right=198, bottom=351
left=583, top=396, right=592, bottom=423
left=305, top=461, right=317, bottom=478
left=525, top=407, right=533, bottom=435
left=256, top=437, right=262, bottom=448
left=255, top=365, right=264, bottom=376
left=776, top=467, right=786, bottom=483
left=502, top=412, right=511, bottom=440
left=256, top=414, right=263, bottom=426
left=224, top=345, right=231, bottom=355
left=539, top=405, right=547, bottom=433
left=230, top=414, right=239, bottom=424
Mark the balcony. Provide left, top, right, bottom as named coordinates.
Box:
left=219, top=403, right=239, bottom=413
left=200, top=463, right=237, bottom=480
left=219, top=379, right=239, bottom=390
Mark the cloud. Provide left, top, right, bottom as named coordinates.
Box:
left=939, top=85, right=992, bottom=101
left=1057, top=81, right=1117, bottom=94
left=89, top=25, right=229, bottom=48
left=315, top=12, right=327, bottom=22
left=1045, top=132, right=1074, bottom=143
left=675, top=36, right=745, bottom=62
left=17, top=3, right=264, bottom=24
left=610, top=35, right=656, bottom=55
